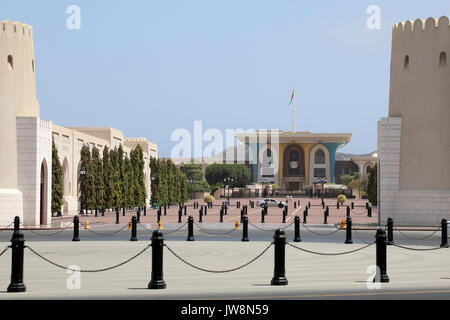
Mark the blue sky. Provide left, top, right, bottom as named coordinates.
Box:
left=1, top=1, right=450, bottom=156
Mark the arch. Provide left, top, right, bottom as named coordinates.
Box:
left=40, top=159, right=49, bottom=225
left=440, top=52, right=447, bottom=68
left=62, top=157, right=70, bottom=196
left=7, top=55, right=13, bottom=70
left=309, top=144, right=331, bottom=183
left=283, top=144, right=305, bottom=177
left=404, top=55, right=409, bottom=70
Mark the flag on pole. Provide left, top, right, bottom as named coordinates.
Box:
left=288, top=88, right=295, bottom=106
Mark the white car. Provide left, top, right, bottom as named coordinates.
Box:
left=256, top=198, right=287, bottom=208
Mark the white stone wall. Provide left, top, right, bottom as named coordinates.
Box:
left=0, top=189, right=23, bottom=226
left=377, top=117, right=401, bottom=225
left=16, top=117, right=52, bottom=226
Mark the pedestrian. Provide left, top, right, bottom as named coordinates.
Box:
left=289, top=194, right=293, bottom=203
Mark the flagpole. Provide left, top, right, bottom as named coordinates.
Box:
left=292, top=86, right=295, bottom=133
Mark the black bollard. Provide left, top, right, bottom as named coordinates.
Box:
left=164, top=205, right=167, bottom=216
left=374, top=228, right=389, bottom=283
left=323, top=210, right=328, bottom=224
left=187, top=216, right=194, bottom=241
left=337, top=201, right=340, bottom=209
left=199, top=207, right=203, bottom=223
left=303, top=210, right=307, bottom=224
left=7, top=225, right=26, bottom=293
left=294, top=202, right=297, bottom=209
left=351, top=202, right=354, bottom=209
left=116, top=208, right=120, bottom=224
left=271, top=229, right=288, bottom=286
left=326, top=206, right=329, bottom=217
left=144, top=206, right=147, bottom=216
left=346, top=206, right=350, bottom=217
left=368, top=206, right=372, bottom=218
left=282, top=208, right=286, bottom=224
left=441, top=219, right=449, bottom=248
left=225, top=205, right=228, bottom=216
left=240, top=209, right=244, bottom=223
left=305, top=206, right=308, bottom=216
left=220, top=208, right=224, bottom=223
left=130, top=216, right=137, bottom=241
left=366, top=202, right=369, bottom=210
left=204, top=205, right=207, bottom=216
left=137, top=209, right=141, bottom=223
left=308, top=201, right=311, bottom=209
left=157, top=208, right=161, bottom=223
left=387, top=218, right=394, bottom=245
left=101, top=207, right=105, bottom=217
left=13, top=216, right=20, bottom=232
left=242, top=216, right=249, bottom=242
left=237, top=201, right=240, bottom=209
left=345, top=216, right=353, bottom=244
left=95, top=208, right=98, bottom=217
left=72, top=216, right=80, bottom=242
left=184, top=205, right=187, bottom=216
left=148, top=230, right=166, bottom=289
left=261, top=209, right=265, bottom=223
left=322, top=202, right=325, bottom=209
left=123, top=206, right=126, bottom=217
left=294, top=216, right=301, bottom=242
left=178, top=209, right=182, bottom=223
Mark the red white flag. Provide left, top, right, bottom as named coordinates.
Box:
left=288, top=88, right=295, bottom=106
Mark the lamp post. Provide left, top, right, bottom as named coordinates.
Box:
left=223, top=177, right=234, bottom=198
left=79, top=166, right=86, bottom=215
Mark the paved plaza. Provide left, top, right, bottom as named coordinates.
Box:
left=0, top=239, right=449, bottom=299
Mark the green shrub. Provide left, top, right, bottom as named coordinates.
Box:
left=204, top=195, right=215, bottom=203
left=337, top=194, right=347, bottom=205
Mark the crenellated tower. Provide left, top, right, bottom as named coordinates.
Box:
left=379, top=16, right=450, bottom=226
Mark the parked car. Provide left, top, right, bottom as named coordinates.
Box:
left=256, top=198, right=286, bottom=208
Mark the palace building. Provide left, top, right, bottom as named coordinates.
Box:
left=235, top=130, right=368, bottom=190
left=0, top=20, right=157, bottom=226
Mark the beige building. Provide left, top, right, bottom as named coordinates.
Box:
left=0, top=20, right=157, bottom=227
left=378, top=16, right=450, bottom=226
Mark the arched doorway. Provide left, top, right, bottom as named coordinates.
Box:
left=39, top=160, right=48, bottom=225
left=283, top=144, right=305, bottom=190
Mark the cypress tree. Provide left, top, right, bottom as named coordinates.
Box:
left=124, top=155, right=133, bottom=208
left=91, top=146, right=105, bottom=210
left=79, top=145, right=91, bottom=213
left=368, top=164, right=377, bottom=206
left=84, top=146, right=96, bottom=212
left=110, top=148, right=121, bottom=209
left=118, top=144, right=127, bottom=209
left=102, top=146, right=112, bottom=209
left=51, top=140, right=63, bottom=216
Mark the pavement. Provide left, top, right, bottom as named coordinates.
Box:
left=0, top=234, right=449, bottom=299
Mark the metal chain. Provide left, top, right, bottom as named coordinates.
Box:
left=0, top=246, right=10, bottom=257
left=194, top=222, right=239, bottom=236
left=137, top=222, right=153, bottom=232
left=25, top=244, right=151, bottom=272
left=350, top=209, right=368, bottom=216
left=247, top=221, right=276, bottom=233
left=394, top=227, right=440, bottom=241
left=0, top=222, right=14, bottom=231
left=81, top=223, right=129, bottom=236
left=20, top=222, right=74, bottom=237
left=301, top=223, right=343, bottom=236
left=391, top=243, right=445, bottom=252
left=163, top=222, right=188, bottom=235
left=352, top=228, right=371, bottom=244
left=287, top=242, right=374, bottom=256
left=165, top=242, right=273, bottom=273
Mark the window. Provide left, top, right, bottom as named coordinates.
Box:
left=7, top=55, right=13, bottom=70
left=404, top=55, right=409, bottom=70
left=314, top=149, right=325, bottom=164
left=440, top=52, right=447, bottom=68
left=289, top=150, right=298, bottom=161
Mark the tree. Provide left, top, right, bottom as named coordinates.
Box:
left=91, top=146, right=105, bottom=210
left=367, top=164, right=377, bottom=206
left=180, top=163, right=203, bottom=181
left=124, top=156, right=134, bottom=207
left=110, top=147, right=122, bottom=209
left=130, top=145, right=146, bottom=207
left=102, top=146, right=113, bottom=209
left=51, top=140, right=63, bottom=216
left=79, top=145, right=92, bottom=213
left=205, top=163, right=251, bottom=187
left=118, top=144, right=127, bottom=209
left=150, top=158, right=188, bottom=205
